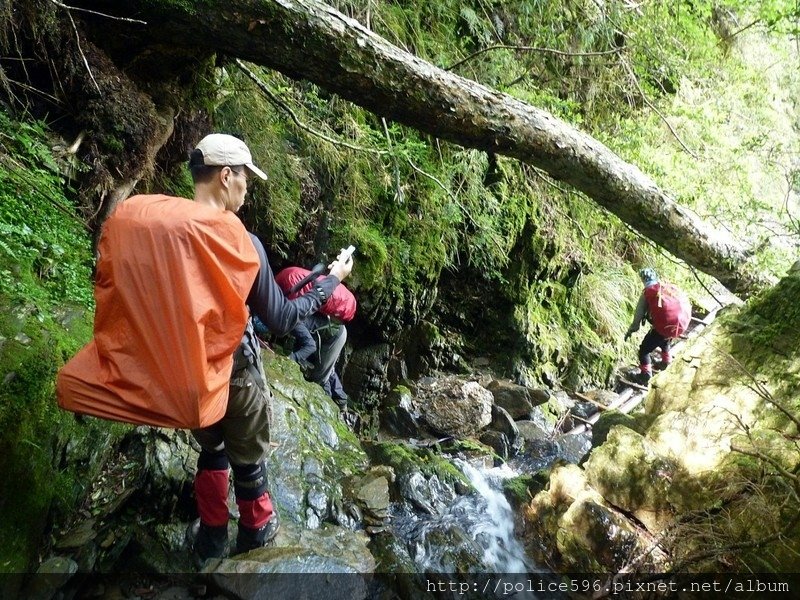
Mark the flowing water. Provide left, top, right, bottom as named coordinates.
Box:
left=390, top=458, right=535, bottom=574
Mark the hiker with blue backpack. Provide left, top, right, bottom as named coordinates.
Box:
left=624, top=268, right=691, bottom=385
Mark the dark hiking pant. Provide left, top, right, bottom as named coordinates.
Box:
left=638, top=328, right=671, bottom=370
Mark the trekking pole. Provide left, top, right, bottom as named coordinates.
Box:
left=287, top=245, right=356, bottom=295
left=288, top=262, right=326, bottom=295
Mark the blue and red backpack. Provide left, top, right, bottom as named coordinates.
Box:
left=644, top=282, right=691, bottom=338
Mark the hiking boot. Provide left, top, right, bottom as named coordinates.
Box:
left=332, top=392, right=348, bottom=410
left=632, top=371, right=652, bottom=386
left=233, top=513, right=280, bottom=555
left=186, top=519, right=228, bottom=569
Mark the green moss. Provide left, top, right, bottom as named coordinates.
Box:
left=590, top=410, right=656, bottom=449
left=364, top=441, right=470, bottom=490
left=264, top=353, right=367, bottom=478
left=502, top=472, right=549, bottom=509
left=0, top=299, right=129, bottom=575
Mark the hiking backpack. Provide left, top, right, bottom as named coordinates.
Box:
left=643, top=282, right=691, bottom=339
left=57, top=195, right=260, bottom=429
left=275, top=266, right=357, bottom=322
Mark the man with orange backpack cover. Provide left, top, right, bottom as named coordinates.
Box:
left=57, top=134, right=354, bottom=567
left=624, top=267, right=691, bottom=385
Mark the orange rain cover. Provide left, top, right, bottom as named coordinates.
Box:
left=57, top=195, right=260, bottom=429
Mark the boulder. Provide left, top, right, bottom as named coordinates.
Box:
left=487, top=379, right=538, bottom=418
left=418, top=377, right=493, bottom=438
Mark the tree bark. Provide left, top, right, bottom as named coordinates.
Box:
left=75, top=0, right=769, bottom=295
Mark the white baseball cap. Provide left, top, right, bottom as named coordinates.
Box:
left=193, top=133, right=268, bottom=180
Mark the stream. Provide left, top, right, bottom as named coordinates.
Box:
left=25, top=362, right=601, bottom=600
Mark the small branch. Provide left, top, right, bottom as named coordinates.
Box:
left=381, top=117, right=403, bottom=204
left=61, top=8, right=101, bottom=95
left=620, top=58, right=698, bottom=159
left=445, top=44, right=621, bottom=71
left=4, top=77, right=64, bottom=106
left=49, top=0, right=147, bottom=24
left=723, top=18, right=763, bottom=41
left=406, top=157, right=505, bottom=256
left=690, top=266, right=723, bottom=306
left=235, top=59, right=386, bottom=156
left=731, top=443, right=800, bottom=486
left=526, top=166, right=591, bottom=239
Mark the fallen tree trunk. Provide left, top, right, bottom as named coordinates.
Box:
left=76, top=0, right=770, bottom=295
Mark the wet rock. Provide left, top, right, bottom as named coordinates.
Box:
left=307, top=487, right=328, bottom=513
left=355, top=474, right=390, bottom=514
left=383, top=405, right=423, bottom=437
left=369, top=532, right=429, bottom=597
left=318, top=422, right=339, bottom=449
left=55, top=519, right=97, bottom=550
left=525, top=464, right=667, bottom=572
left=207, top=522, right=374, bottom=599
left=24, top=556, right=78, bottom=600
left=591, top=410, right=644, bottom=448
left=302, top=456, right=324, bottom=480
left=487, top=379, right=537, bottom=418
left=478, top=430, right=510, bottom=461
left=409, top=522, right=485, bottom=573
left=381, top=386, right=424, bottom=437
left=124, top=522, right=195, bottom=573
left=419, top=377, right=493, bottom=438
left=515, top=419, right=551, bottom=443
left=382, top=385, right=413, bottom=411
left=123, top=428, right=195, bottom=502
left=398, top=472, right=457, bottom=515
left=489, top=405, right=522, bottom=456
left=556, top=432, right=592, bottom=465
left=343, top=343, right=391, bottom=410
left=546, top=390, right=575, bottom=419
left=583, top=426, right=686, bottom=531
left=570, top=400, right=597, bottom=421
left=265, top=355, right=367, bottom=526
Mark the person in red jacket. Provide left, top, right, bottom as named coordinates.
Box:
left=624, top=267, right=690, bottom=385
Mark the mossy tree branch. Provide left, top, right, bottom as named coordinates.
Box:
left=69, top=0, right=771, bottom=295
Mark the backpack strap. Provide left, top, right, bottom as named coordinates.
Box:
left=233, top=318, right=265, bottom=382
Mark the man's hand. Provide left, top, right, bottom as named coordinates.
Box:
left=624, top=330, right=633, bottom=342
left=328, top=255, right=353, bottom=282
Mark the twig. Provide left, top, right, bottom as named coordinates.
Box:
left=62, top=8, right=101, bottom=95
left=235, top=59, right=386, bottom=156
left=723, top=18, right=763, bottom=41
left=381, top=117, right=403, bottom=204
left=690, top=266, right=723, bottom=306
left=526, top=166, right=591, bottom=239
left=405, top=156, right=506, bottom=255
left=574, top=391, right=608, bottom=411
left=49, top=0, right=147, bottom=24
left=620, top=378, right=648, bottom=391
left=569, top=413, right=593, bottom=426
left=620, top=58, right=698, bottom=159
left=4, top=78, right=64, bottom=106
left=730, top=444, right=800, bottom=486
left=445, top=44, right=621, bottom=71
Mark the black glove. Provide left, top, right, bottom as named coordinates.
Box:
left=624, top=330, right=632, bottom=341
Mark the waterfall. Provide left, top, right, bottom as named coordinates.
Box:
left=456, top=460, right=533, bottom=573
left=390, top=458, right=537, bottom=575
